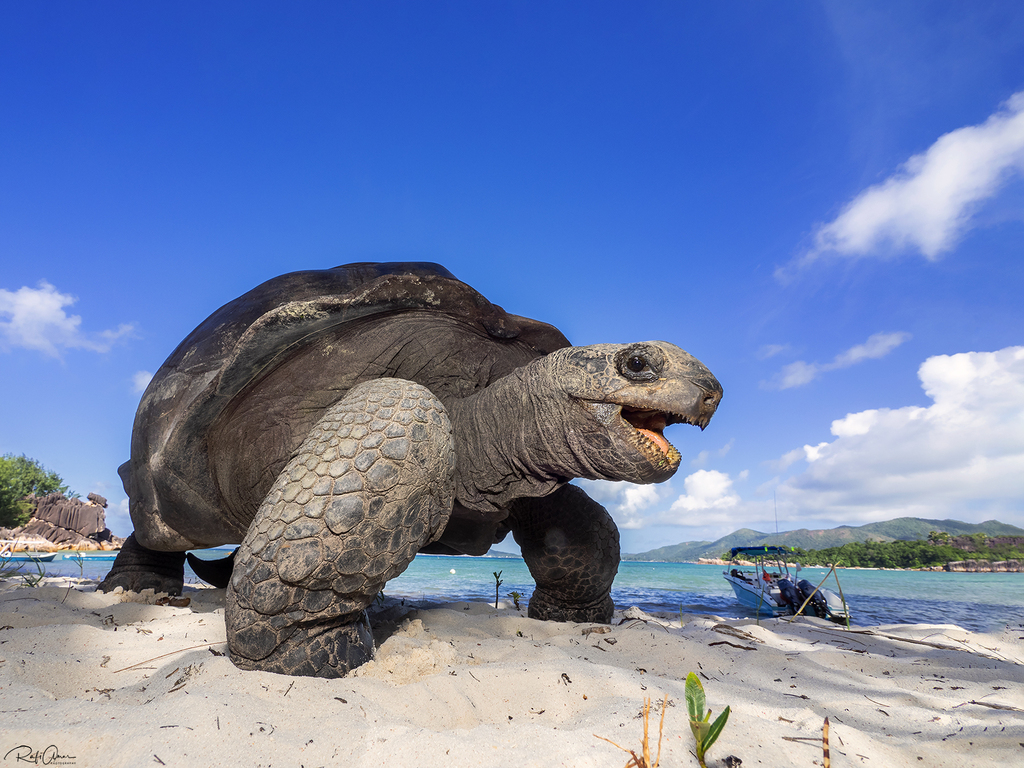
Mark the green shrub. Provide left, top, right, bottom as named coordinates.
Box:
left=0, top=454, right=73, bottom=528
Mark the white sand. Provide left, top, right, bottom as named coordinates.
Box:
left=1, top=579, right=1021, bottom=767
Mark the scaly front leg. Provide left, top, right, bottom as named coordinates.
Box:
left=226, top=378, right=454, bottom=677
left=508, top=484, right=620, bottom=623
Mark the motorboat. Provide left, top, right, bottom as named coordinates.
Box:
left=63, top=551, right=119, bottom=561
left=723, top=545, right=851, bottom=624
left=0, top=541, right=58, bottom=562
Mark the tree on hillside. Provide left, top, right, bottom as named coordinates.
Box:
left=928, top=530, right=951, bottom=545
left=0, top=454, right=74, bottom=528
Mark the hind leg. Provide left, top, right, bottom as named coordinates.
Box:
left=508, top=484, right=620, bottom=623
left=226, top=378, right=454, bottom=678
left=98, top=533, right=186, bottom=595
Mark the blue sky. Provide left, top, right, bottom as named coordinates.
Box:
left=2, top=2, right=1023, bottom=553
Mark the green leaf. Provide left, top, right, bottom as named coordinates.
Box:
left=690, top=719, right=710, bottom=741
left=685, top=672, right=706, bottom=722
left=704, top=706, right=731, bottom=750
left=689, top=719, right=702, bottom=743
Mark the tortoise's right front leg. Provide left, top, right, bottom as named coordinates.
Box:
left=508, top=483, right=620, bottom=623
left=98, top=533, right=186, bottom=595
left=226, top=378, right=454, bottom=678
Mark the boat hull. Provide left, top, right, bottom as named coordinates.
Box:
left=1, top=552, right=58, bottom=562
left=723, top=574, right=789, bottom=617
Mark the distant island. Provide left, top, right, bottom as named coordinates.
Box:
left=622, top=517, right=1024, bottom=564
left=477, top=549, right=522, bottom=559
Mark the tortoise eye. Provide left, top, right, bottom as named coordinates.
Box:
left=615, top=345, right=663, bottom=381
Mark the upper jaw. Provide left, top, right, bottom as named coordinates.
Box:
left=580, top=377, right=723, bottom=477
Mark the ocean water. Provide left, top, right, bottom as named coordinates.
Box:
left=28, top=552, right=1024, bottom=634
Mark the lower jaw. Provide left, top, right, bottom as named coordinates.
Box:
left=637, top=439, right=681, bottom=474
left=645, top=458, right=680, bottom=480
left=629, top=449, right=681, bottom=483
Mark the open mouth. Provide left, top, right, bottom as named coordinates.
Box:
left=581, top=395, right=718, bottom=475
left=620, top=407, right=686, bottom=468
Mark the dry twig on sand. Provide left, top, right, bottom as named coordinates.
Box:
left=594, top=694, right=667, bottom=768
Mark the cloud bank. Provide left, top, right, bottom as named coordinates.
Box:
left=778, top=345, right=1024, bottom=523
left=765, top=331, right=911, bottom=389
left=579, top=468, right=745, bottom=533
left=0, top=281, right=134, bottom=357
left=792, top=90, right=1024, bottom=270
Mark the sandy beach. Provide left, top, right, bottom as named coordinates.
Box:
left=1, top=579, right=1021, bottom=768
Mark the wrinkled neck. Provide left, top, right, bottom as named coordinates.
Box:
left=447, top=360, right=584, bottom=513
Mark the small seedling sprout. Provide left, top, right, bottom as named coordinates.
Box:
left=23, top=559, right=47, bottom=588
left=685, top=672, right=730, bottom=768
left=0, top=555, right=23, bottom=580
left=509, top=590, right=523, bottom=610
left=492, top=570, right=503, bottom=608
left=62, top=554, right=86, bottom=604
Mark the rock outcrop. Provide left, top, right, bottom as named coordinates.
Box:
left=2, top=493, right=123, bottom=550
left=948, top=536, right=1024, bottom=552
left=944, top=559, right=1022, bottom=573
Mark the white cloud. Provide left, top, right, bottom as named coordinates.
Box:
left=576, top=481, right=661, bottom=520
left=580, top=468, right=749, bottom=532
left=756, top=344, right=790, bottom=360
left=763, top=447, right=804, bottom=474
left=777, top=345, right=1024, bottom=524
left=0, top=281, right=134, bottom=357
left=833, top=332, right=911, bottom=366
left=766, top=331, right=911, bottom=389
left=690, top=439, right=735, bottom=468
left=108, top=498, right=134, bottom=537
left=669, top=470, right=740, bottom=513
left=132, top=371, right=154, bottom=394
left=795, top=90, right=1024, bottom=268
left=802, top=442, right=830, bottom=462
left=618, top=485, right=661, bottom=526
left=775, top=360, right=819, bottom=389
left=574, top=479, right=670, bottom=530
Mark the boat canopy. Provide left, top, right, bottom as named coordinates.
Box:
left=729, top=545, right=792, bottom=558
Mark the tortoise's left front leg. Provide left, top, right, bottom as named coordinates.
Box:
left=508, top=484, right=620, bottom=623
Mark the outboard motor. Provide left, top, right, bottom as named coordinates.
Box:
left=821, top=588, right=850, bottom=622
left=777, top=578, right=801, bottom=612
left=797, top=579, right=828, bottom=618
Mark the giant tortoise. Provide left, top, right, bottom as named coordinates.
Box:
left=101, top=262, right=722, bottom=677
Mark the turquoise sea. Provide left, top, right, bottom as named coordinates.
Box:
left=32, top=552, right=1024, bottom=634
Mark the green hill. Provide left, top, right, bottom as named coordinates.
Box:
left=623, top=518, right=1024, bottom=562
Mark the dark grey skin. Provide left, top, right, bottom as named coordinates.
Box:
left=100, top=263, right=722, bottom=678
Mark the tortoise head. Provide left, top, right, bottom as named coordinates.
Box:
left=541, top=341, right=723, bottom=484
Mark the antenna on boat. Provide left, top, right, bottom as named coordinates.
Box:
left=774, top=491, right=779, bottom=536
